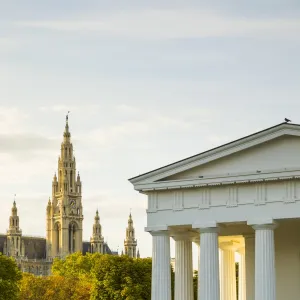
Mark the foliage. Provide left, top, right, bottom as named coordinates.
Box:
left=19, top=273, right=92, bottom=300
left=18, top=252, right=181, bottom=300
left=0, top=253, right=22, bottom=300
left=91, top=254, right=152, bottom=300
left=20, top=253, right=154, bottom=300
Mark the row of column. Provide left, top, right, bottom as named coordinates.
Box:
left=150, top=223, right=276, bottom=300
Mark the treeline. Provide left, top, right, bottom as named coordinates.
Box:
left=0, top=252, right=198, bottom=300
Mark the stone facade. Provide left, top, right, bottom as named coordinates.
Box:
left=0, top=116, right=115, bottom=276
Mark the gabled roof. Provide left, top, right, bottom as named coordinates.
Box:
left=129, top=122, right=300, bottom=185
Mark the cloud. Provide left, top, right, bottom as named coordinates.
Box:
left=0, top=107, right=29, bottom=134
left=15, top=9, right=300, bottom=40
left=0, top=38, right=19, bottom=51
left=0, top=134, right=58, bottom=155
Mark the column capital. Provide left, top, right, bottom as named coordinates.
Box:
left=150, top=231, right=170, bottom=237
left=193, top=221, right=218, bottom=229
left=171, top=231, right=195, bottom=241
left=200, top=227, right=220, bottom=234
left=252, top=223, right=278, bottom=231
left=145, top=225, right=170, bottom=236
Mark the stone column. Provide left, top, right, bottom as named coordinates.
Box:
left=252, top=223, right=277, bottom=300
left=198, top=227, right=220, bottom=300
left=173, top=233, right=193, bottom=300
left=151, top=231, right=171, bottom=300
left=219, top=241, right=238, bottom=300
left=238, top=248, right=246, bottom=300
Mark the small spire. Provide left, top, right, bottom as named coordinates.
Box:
left=13, top=194, right=17, bottom=208
left=63, top=112, right=71, bottom=139
left=12, top=198, right=17, bottom=215
left=128, top=211, right=133, bottom=224
left=95, top=209, right=100, bottom=221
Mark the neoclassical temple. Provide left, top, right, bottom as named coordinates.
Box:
left=130, top=122, right=300, bottom=300
left=0, top=116, right=115, bottom=275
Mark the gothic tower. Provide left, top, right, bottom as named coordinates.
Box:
left=46, top=115, right=83, bottom=258
left=124, top=213, right=137, bottom=258
left=5, top=200, right=25, bottom=257
left=90, top=210, right=104, bottom=253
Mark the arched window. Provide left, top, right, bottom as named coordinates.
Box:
left=13, top=219, right=14, bottom=226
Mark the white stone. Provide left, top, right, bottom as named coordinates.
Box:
left=199, top=227, right=220, bottom=300
left=173, top=234, right=193, bottom=300
left=253, top=223, right=277, bottom=300
left=151, top=231, right=171, bottom=300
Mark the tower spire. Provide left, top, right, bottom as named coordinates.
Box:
left=63, top=111, right=71, bottom=141
left=47, top=113, right=83, bottom=259
left=90, top=209, right=104, bottom=254
left=124, top=212, right=137, bottom=258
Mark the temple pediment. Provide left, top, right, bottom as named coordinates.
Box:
left=130, top=123, right=300, bottom=191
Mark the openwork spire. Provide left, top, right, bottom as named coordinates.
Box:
left=63, top=111, right=71, bottom=141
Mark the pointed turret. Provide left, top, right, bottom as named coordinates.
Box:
left=124, top=212, right=137, bottom=258
left=137, top=249, right=140, bottom=258
left=90, top=209, right=104, bottom=254
left=7, top=198, right=23, bottom=257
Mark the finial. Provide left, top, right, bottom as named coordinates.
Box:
left=66, top=111, right=70, bottom=124
left=13, top=194, right=16, bottom=206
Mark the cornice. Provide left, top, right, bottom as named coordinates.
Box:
left=137, top=168, right=300, bottom=192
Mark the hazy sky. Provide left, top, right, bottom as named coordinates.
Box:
left=0, top=1, right=300, bottom=261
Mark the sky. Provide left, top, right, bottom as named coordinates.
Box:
left=0, top=1, right=300, bottom=262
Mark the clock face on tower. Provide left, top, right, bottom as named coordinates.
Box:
left=69, top=199, right=76, bottom=208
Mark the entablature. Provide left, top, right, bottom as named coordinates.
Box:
left=137, top=167, right=300, bottom=192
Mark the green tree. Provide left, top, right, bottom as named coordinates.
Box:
left=0, top=253, right=22, bottom=300
left=91, top=255, right=152, bottom=300
left=19, top=273, right=92, bottom=300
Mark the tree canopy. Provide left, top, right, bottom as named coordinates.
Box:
left=0, top=253, right=22, bottom=300
left=17, top=252, right=198, bottom=299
